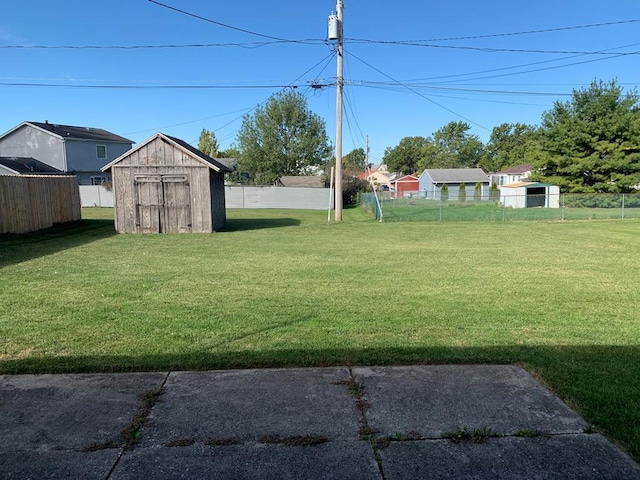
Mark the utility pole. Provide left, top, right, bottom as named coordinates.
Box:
left=366, top=135, right=370, bottom=167
left=333, top=0, right=344, bottom=221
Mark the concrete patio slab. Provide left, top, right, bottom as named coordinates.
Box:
left=112, top=441, right=381, bottom=480
left=0, top=373, right=167, bottom=452
left=378, top=434, right=640, bottom=480
left=140, top=368, right=361, bottom=446
left=353, top=365, right=586, bottom=438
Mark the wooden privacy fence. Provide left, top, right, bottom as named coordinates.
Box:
left=0, top=175, right=81, bottom=234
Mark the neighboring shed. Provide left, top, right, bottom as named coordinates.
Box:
left=0, top=157, right=64, bottom=175
left=101, top=133, right=231, bottom=233
left=500, top=182, right=560, bottom=208
left=391, top=174, right=419, bottom=197
left=418, top=168, right=490, bottom=200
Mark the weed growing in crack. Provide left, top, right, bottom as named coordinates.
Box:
left=514, top=428, right=543, bottom=438
left=205, top=437, right=242, bottom=446
left=441, top=426, right=500, bottom=444
left=258, top=435, right=328, bottom=446
left=120, top=387, right=164, bottom=450
left=165, top=438, right=195, bottom=447
left=376, top=431, right=422, bottom=449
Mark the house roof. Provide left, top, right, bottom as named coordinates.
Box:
left=277, top=176, right=325, bottom=188
left=421, top=168, right=489, bottom=184
left=101, top=133, right=232, bottom=173
left=21, top=121, right=134, bottom=143
left=495, top=163, right=532, bottom=175
left=0, top=157, right=63, bottom=174
left=392, top=174, right=419, bottom=183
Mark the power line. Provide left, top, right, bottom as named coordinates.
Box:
left=147, top=0, right=301, bottom=43
left=347, top=18, right=640, bottom=43
left=346, top=41, right=640, bottom=56
left=0, top=82, right=329, bottom=89
left=0, top=40, right=325, bottom=49
left=346, top=50, right=490, bottom=131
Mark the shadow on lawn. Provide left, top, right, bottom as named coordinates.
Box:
left=0, top=219, right=116, bottom=268
left=2, top=345, right=639, bottom=461
left=222, top=218, right=301, bottom=232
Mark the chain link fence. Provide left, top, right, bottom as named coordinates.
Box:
left=360, top=192, right=640, bottom=222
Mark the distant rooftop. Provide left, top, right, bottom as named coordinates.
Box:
left=0, top=157, right=63, bottom=174
left=27, top=121, right=133, bottom=144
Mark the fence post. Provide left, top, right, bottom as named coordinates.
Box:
left=561, top=194, right=565, bottom=220
left=439, top=203, right=442, bottom=221
left=622, top=194, right=625, bottom=220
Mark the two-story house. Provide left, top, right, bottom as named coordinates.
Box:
left=0, top=121, right=133, bottom=185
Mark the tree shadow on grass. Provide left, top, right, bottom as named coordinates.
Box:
left=222, top=218, right=301, bottom=232
left=0, top=219, right=116, bottom=268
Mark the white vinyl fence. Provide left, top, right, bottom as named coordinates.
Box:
left=81, top=185, right=334, bottom=210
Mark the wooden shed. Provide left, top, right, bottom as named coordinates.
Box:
left=101, top=133, right=231, bottom=233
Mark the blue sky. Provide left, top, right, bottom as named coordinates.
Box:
left=2, top=0, right=639, bottom=165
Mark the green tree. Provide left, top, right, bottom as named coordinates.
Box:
left=424, top=121, right=484, bottom=169
left=474, top=182, right=482, bottom=201
left=458, top=183, right=466, bottom=202
left=440, top=183, right=449, bottom=202
left=198, top=128, right=219, bottom=158
left=479, top=123, right=538, bottom=173
left=489, top=182, right=500, bottom=202
left=236, top=90, right=332, bottom=184
left=531, top=80, right=640, bottom=193
left=343, top=148, right=366, bottom=173
left=382, top=136, right=429, bottom=174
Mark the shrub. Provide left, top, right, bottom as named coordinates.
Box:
left=489, top=183, right=499, bottom=202
left=440, top=184, right=449, bottom=202
left=474, top=182, right=482, bottom=201
left=458, top=183, right=466, bottom=202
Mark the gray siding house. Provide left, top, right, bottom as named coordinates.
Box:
left=102, top=133, right=231, bottom=234
left=0, top=121, right=133, bottom=185
left=418, top=168, right=490, bottom=200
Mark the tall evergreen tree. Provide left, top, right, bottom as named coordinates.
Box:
left=531, top=80, right=640, bottom=193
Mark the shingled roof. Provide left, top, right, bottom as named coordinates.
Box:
left=0, top=157, right=63, bottom=174
left=26, top=121, right=133, bottom=143
left=421, top=168, right=490, bottom=184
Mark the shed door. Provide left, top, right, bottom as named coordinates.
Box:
left=526, top=187, right=546, bottom=208
left=134, top=174, right=191, bottom=233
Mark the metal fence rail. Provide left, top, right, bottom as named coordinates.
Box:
left=360, top=192, right=640, bottom=222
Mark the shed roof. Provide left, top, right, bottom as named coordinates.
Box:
left=22, top=121, right=133, bottom=143
left=101, top=133, right=232, bottom=173
left=392, top=174, right=419, bottom=183
left=421, top=168, right=489, bottom=184
left=0, top=157, right=63, bottom=174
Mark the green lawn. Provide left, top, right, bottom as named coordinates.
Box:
left=377, top=197, right=640, bottom=222
left=1, top=207, right=639, bottom=460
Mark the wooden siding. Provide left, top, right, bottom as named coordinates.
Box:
left=0, top=175, right=81, bottom=234
left=112, top=165, right=213, bottom=233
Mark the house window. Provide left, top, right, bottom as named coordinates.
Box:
left=91, top=176, right=108, bottom=185
left=96, top=145, right=107, bottom=159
